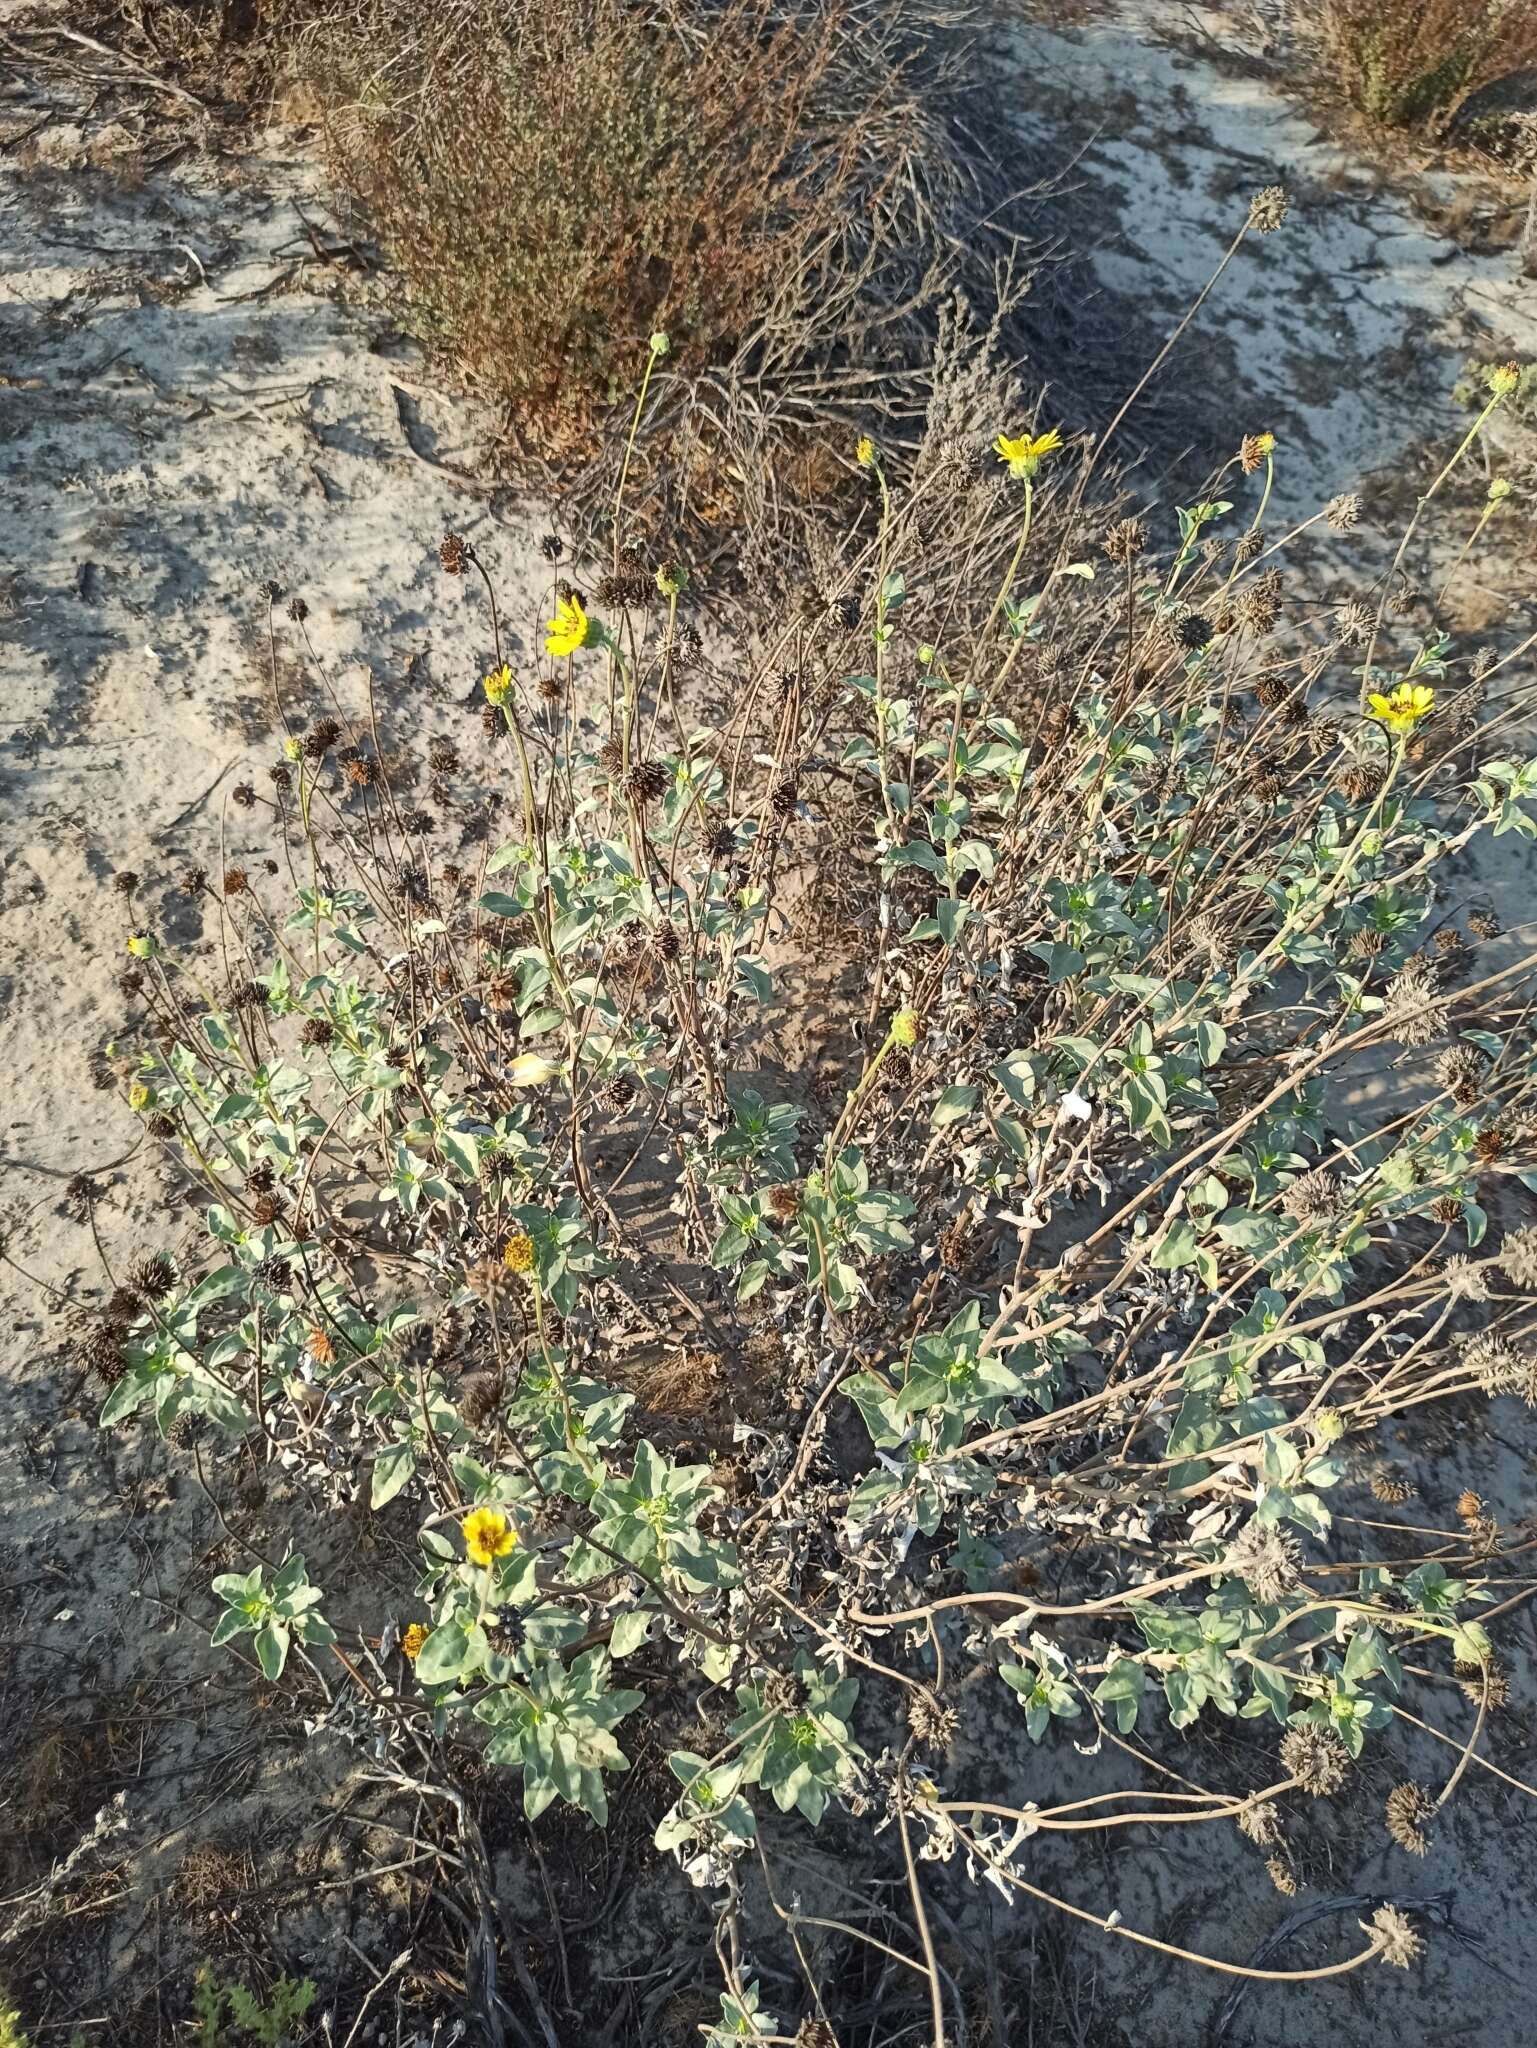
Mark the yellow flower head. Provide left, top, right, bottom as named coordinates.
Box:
left=128, top=1081, right=154, bottom=1113
left=890, top=1007, right=922, bottom=1049
left=1488, top=477, right=1512, bottom=504
left=545, top=593, right=591, bottom=659
left=126, top=931, right=157, bottom=960
left=856, top=434, right=877, bottom=469
left=463, top=1506, right=515, bottom=1567
left=1367, top=682, right=1434, bottom=735
left=1488, top=362, right=1521, bottom=398
left=483, top=663, right=514, bottom=707
left=502, top=1229, right=536, bottom=1274
left=400, top=1622, right=430, bottom=1661
left=994, top=426, right=1063, bottom=479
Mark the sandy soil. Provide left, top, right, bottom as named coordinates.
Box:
left=2, top=1, right=1536, bottom=2040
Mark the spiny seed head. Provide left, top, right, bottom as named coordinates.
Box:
left=300, top=1016, right=335, bottom=1049
left=1462, top=1332, right=1521, bottom=1394
left=1102, top=517, right=1145, bottom=564
left=1335, top=599, right=1373, bottom=645
left=1368, top=1464, right=1413, bottom=1504
left=129, top=1252, right=175, bottom=1300
left=1368, top=1903, right=1423, bottom=1969
left=1178, top=612, right=1214, bottom=650
left=232, top=781, right=256, bottom=809
left=1441, top=1255, right=1488, bottom=1302
left=1468, top=907, right=1502, bottom=939
left=1187, top=910, right=1238, bottom=968
left=625, top=759, right=669, bottom=805
left=767, top=1182, right=801, bottom=1223
left=255, top=1256, right=291, bottom=1293
left=1384, top=1781, right=1434, bottom=1856
left=461, top=1374, right=501, bottom=1429
left=1223, top=1521, right=1301, bottom=1604
left=428, top=736, right=458, bottom=774
left=1325, top=492, right=1361, bottom=532
left=1247, top=184, right=1289, bottom=233
left=1266, top=1856, right=1297, bottom=1895
left=287, top=595, right=309, bottom=623
left=438, top=531, right=470, bottom=575
left=1460, top=1663, right=1509, bottom=1709
left=1281, top=1167, right=1342, bottom=1224
left=147, top=1111, right=177, bottom=1138
left=1234, top=527, right=1265, bottom=566
left=1280, top=1723, right=1349, bottom=1796
left=251, top=1192, right=284, bottom=1227
left=222, top=867, right=248, bottom=897
left=794, top=2022, right=839, bottom=2048
left=1383, top=956, right=1442, bottom=1048
left=246, top=1161, right=276, bottom=1194
left=1497, top=1225, right=1537, bottom=1290
left=770, top=777, right=799, bottom=819
left=344, top=754, right=375, bottom=789
left=906, top=1691, right=959, bottom=1756
left=1240, top=431, right=1274, bottom=473
left=1237, top=1799, right=1281, bottom=1846
left=177, top=866, right=206, bottom=898
left=652, top=923, right=681, bottom=964
left=304, top=718, right=342, bottom=760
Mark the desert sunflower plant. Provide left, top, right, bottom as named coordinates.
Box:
left=62, top=292, right=1537, bottom=2038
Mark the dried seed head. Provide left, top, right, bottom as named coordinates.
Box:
left=1460, top=1663, right=1509, bottom=1710
left=254, top=1255, right=291, bottom=1294
left=287, top=596, right=309, bottom=624
left=1368, top=1903, right=1423, bottom=1970
left=246, top=1161, right=276, bottom=1195
left=767, top=1182, right=801, bottom=1224
left=1383, top=956, right=1442, bottom=1049
left=1467, top=907, right=1502, bottom=940
left=222, top=867, right=249, bottom=897
left=1187, top=910, right=1238, bottom=968
left=1325, top=492, right=1361, bottom=532
left=147, top=1112, right=178, bottom=1139
left=438, top=531, right=470, bottom=575
left=1234, top=527, right=1265, bottom=566
left=624, top=759, right=669, bottom=806
left=1337, top=760, right=1383, bottom=804
left=1266, top=1856, right=1297, bottom=1895
left=1237, top=1799, right=1281, bottom=1846
left=344, top=753, right=375, bottom=789
left=795, top=2022, right=839, bottom=2048
left=540, top=532, right=563, bottom=562
left=770, top=777, right=800, bottom=820
left=1248, top=185, right=1289, bottom=232
left=906, top=1690, right=959, bottom=1756
left=1223, top=1521, right=1301, bottom=1604
left=1441, top=1255, right=1488, bottom=1302
left=1240, top=433, right=1273, bottom=474
left=113, top=869, right=140, bottom=897
left=1367, top=1464, right=1414, bottom=1504
left=1178, top=612, right=1214, bottom=650
left=652, top=923, right=681, bottom=964
left=1281, top=1167, right=1342, bottom=1224
left=461, top=1375, right=502, bottom=1430
left=129, top=1252, right=175, bottom=1300
left=232, top=782, right=257, bottom=809
left=1280, top=1724, right=1349, bottom=1796
left=596, top=563, right=653, bottom=609
left=1101, top=517, right=1145, bottom=564
left=1461, top=1331, right=1522, bottom=1395
left=1233, top=570, right=1282, bottom=634
left=1335, top=599, right=1373, bottom=646
left=304, top=718, right=342, bottom=760
left=1496, top=1225, right=1537, bottom=1290
left=300, top=1016, right=335, bottom=1049
left=251, top=1192, right=284, bottom=1228
left=1384, top=1781, right=1434, bottom=1856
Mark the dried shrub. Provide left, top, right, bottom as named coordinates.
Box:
left=1318, top=0, right=1537, bottom=132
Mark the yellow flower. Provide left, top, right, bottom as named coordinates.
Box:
left=502, top=1229, right=536, bottom=1274
left=890, top=1007, right=922, bottom=1048
left=545, top=594, right=590, bottom=659
left=126, top=931, right=157, bottom=960
left=483, top=664, right=513, bottom=706
left=993, top=426, right=1063, bottom=479
left=1488, top=362, right=1521, bottom=398
left=128, top=1082, right=154, bottom=1113
left=400, top=1622, right=429, bottom=1661
left=856, top=434, right=876, bottom=468
left=1367, top=682, right=1434, bottom=735
left=463, top=1506, right=515, bottom=1567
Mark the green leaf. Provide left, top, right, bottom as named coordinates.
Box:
left=415, top=1622, right=473, bottom=1686
left=931, top=1084, right=979, bottom=1129
left=254, top=1622, right=290, bottom=1681
left=370, top=1441, right=416, bottom=1510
